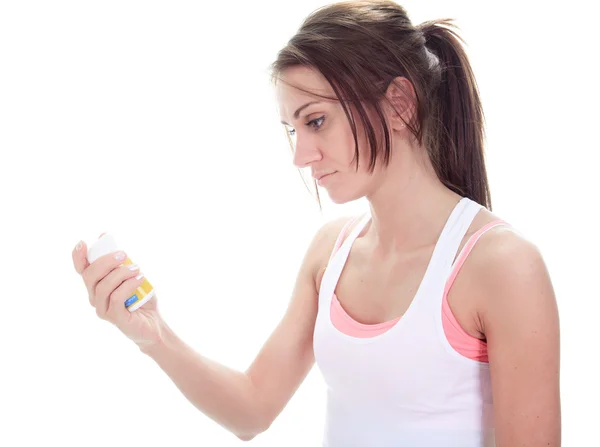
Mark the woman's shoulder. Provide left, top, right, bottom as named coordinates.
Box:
left=467, top=205, right=529, bottom=252
left=464, top=206, right=536, bottom=270
left=464, top=206, right=550, bottom=310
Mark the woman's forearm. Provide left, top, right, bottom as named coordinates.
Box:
left=139, top=319, right=268, bottom=439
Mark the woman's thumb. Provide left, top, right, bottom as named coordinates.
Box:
left=72, top=240, right=90, bottom=275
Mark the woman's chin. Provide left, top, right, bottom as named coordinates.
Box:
left=329, top=196, right=347, bottom=205
left=325, top=188, right=361, bottom=205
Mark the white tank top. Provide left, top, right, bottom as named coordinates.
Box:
left=313, top=197, right=495, bottom=446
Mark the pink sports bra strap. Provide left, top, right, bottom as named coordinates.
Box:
left=448, top=219, right=510, bottom=282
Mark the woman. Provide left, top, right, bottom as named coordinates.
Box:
left=72, top=1, right=560, bottom=445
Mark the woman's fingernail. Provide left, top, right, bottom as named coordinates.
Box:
left=115, top=252, right=126, bottom=261
left=128, top=264, right=140, bottom=271
left=75, top=241, right=83, bottom=251
left=135, top=272, right=144, bottom=281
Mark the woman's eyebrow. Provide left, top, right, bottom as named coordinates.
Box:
left=280, top=101, right=322, bottom=125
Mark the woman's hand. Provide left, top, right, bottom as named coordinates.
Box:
left=72, top=238, right=164, bottom=347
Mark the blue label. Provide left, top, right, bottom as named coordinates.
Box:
left=124, top=294, right=139, bottom=308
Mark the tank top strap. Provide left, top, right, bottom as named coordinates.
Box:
left=318, top=211, right=372, bottom=307
left=400, top=197, right=482, bottom=316
left=328, top=215, right=362, bottom=262
left=435, top=197, right=484, bottom=274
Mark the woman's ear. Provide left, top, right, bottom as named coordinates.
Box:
left=385, top=76, right=416, bottom=131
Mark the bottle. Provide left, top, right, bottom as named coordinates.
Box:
left=86, top=233, right=155, bottom=312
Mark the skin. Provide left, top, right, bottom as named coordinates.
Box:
left=73, top=65, right=561, bottom=445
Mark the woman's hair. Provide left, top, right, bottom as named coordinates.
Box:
left=270, top=0, right=492, bottom=210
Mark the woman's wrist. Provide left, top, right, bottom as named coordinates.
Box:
left=137, top=317, right=179, bottom=357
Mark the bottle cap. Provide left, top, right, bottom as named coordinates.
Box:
left=87, top=233, right=120, bottom=264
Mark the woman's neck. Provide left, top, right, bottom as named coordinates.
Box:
left=365, top=155, right=462, bottom=256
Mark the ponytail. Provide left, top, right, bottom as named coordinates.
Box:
left=418, top=20, right=492, bottom=210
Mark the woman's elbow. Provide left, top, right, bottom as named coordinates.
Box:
left=235, top=416, right=272, bottom=441
left=236, top=433, right=257, bottom=442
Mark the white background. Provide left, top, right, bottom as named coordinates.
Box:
left=0, top=1, right=597, bottom=445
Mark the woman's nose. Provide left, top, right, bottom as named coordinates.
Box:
left=292, top=137, right=322, bottom=168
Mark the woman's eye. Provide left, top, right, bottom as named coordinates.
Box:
left=286, top=116, right=325, bottom=136
left=309, top=116, right=325, bottom=130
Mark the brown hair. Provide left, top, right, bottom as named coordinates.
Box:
left=270, top=0, right=492, bottom=210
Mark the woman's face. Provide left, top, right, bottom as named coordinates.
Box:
left=275, top=66, right=397, bottom=204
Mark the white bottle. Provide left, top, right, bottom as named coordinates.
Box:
left=87, top=233, right=155, bottom=312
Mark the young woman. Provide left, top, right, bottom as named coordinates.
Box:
left=72, top=1, right=560, bottom=445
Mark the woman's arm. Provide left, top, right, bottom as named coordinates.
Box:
left=473, top=229, right=561, bottom=446
left=140, top=217, right=351, bottom=440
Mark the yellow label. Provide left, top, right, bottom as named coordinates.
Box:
left=122, top=257, right=153, bottom=309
